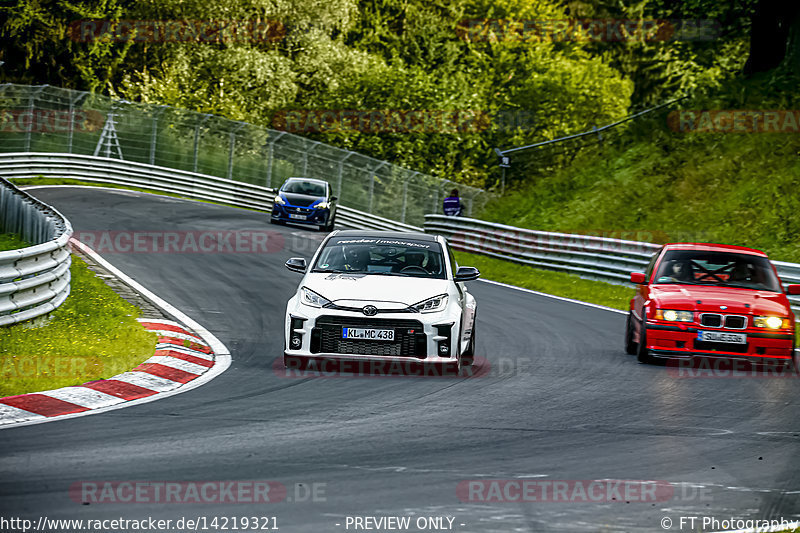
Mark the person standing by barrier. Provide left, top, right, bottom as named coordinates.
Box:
left=443, top=189, right=463, bottom=216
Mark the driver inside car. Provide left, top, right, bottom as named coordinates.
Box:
left=343, top=246, right=371, bottom=272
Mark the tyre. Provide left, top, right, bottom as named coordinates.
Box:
left=624, top=312, right=637, bottom=355
left=637, top=318, right=653, bottom=364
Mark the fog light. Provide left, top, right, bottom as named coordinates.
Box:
left=291, top=336, right=302, bottom=348
left=439, top=343, right=449, bottom=354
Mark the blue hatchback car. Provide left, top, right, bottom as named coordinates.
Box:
left=270, top=177, right=337, bottom=231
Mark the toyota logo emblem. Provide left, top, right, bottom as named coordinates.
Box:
left=362, top=305, right=378, bottom=316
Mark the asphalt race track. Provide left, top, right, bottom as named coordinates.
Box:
left=1, top=187, right=798, bottom=533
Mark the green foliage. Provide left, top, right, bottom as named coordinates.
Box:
left=478, top=71, right=800, bottom=263
left=0, top=0, right=131, bottom=91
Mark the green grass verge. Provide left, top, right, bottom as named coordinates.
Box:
left=455, top=250, right=632, bottom=311
left=0, top=232, right=30, bottom=251
left=0, top=255, right=158, bottom=397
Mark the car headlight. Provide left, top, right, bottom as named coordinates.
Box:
left=412, top=294, right=448, bottom=313
left=655, top=309, right=693, bottom=322
left=300, top=287, right=330, bottom=308
left=314, top=201, right=330, bottom=209
left=754, top=316, right=790, bottom=329
left=275, top=195, right=286, bottom=205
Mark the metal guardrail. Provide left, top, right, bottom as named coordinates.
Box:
left=0, top=152, right=422, bottom=232
left=0, top=178, right=73, bottom=326
left=424, top=215, right=800, bottom=316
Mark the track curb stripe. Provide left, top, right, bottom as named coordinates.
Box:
left=80, top=379, right=159, bottom=401
left=0, top=394, right=90, bottom=417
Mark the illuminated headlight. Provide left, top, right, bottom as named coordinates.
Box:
left=300, top=287, right=330, bottom=308
left=754, top=316, right=790, bottom=329
left=655, top=309, right=693, bottom=322
left=314, top=201, right=330, bottom=209
left=275, top=195, right=286, bottom=205
left=412, top=294, right=448, bottom=313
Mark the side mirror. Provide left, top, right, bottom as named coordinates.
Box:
left=285, top=257, right=307, bottom=273
left=454, top=266, right=480, bottom=282
left=786, top=284, right=800, bottom=295
left=330, top=196, right=338, bottom=202
left=630, top=272, right=647, bottom=284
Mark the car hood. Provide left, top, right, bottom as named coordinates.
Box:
left=650, top=284, right=791, bottom=316
left=282, top=192, right=322, bottom=207
left=303, top=272, right=451, bottom=307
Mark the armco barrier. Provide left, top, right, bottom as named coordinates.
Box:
left=424, top=214, right=800, bottom=316
left=0, top=153, right=422, bottom=233
left=0, top=177, right=73, bottom=326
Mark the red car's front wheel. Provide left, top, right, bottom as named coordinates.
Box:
left=637, top=319, right=653, bottom=364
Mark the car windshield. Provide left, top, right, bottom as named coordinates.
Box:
left=654, top=250, right=781, bottom=292
left=282, top=180, right=326, bottom=197
left=312, top=237, right=446, bottom=279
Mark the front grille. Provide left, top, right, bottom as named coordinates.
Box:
left=311, top=316, right=426, bottom=358
left=724, top=315, right=746, bottom=329
left=700, top=313, right=748, bottom=329
left=694, top=340, right=749, bottom=353
left=285, top=206, right=312, bottom=215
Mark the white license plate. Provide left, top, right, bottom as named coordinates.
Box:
left=697, top=330, right=747, bottom=344
left=343, top=328, right=395, bottom=341
left=289, top=214, right=306, bottom=220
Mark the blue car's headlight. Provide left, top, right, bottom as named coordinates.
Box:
left=314, top=201, right=330, bottom=209
left=275, top=195, right=286, bottom=205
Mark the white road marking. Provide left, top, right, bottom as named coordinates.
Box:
left=477, top=278, right=627, bottom=315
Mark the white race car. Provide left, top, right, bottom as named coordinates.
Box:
left=283, top=230, right=479, bottom=371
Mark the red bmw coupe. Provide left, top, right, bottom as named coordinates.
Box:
left=626, top=243, right=799, bottom=366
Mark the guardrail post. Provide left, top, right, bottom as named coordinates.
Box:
left=24, top=86, right=47, bottom=152
left=337, top=151, right=355, bottom=201
left=401, top=172, right=416, bottom=224
left=149, top=105, right=168, bottom=166
left=66, top=92, right=86, bottom=154
left=367, top=162, right=387, bottom=214
left=266, top=131, right=286, bottom=188
left=193, top=114, right=212, bottom=173
left=227, top=122, right=245, bottom=181
left=305, top=141, right=321, bottom=178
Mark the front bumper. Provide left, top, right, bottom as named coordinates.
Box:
left=271, top=204, right=330, bottom=226
left=644, top=322, right=794, bottom=362
left=285, top=307, right=463, bottom=363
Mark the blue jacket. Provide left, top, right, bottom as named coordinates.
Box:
left=443, top=196, right=462, bottom=216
